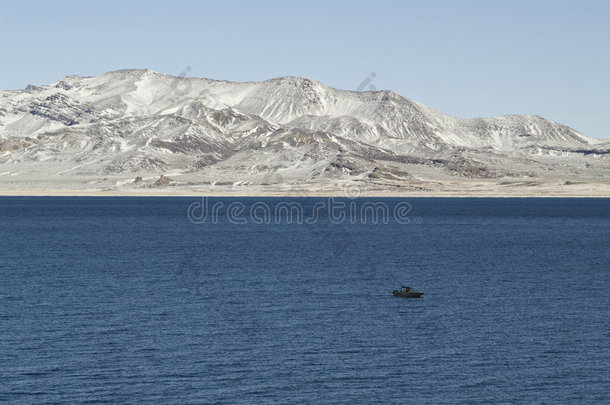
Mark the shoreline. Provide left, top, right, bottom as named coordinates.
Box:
left=1, top=189, right=609, bottom=198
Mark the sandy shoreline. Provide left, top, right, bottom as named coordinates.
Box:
left=1, top=188, right=608, bottom=198
left=1, top=176, right=609, bottom=198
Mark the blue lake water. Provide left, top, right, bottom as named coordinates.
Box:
left=1, top=197, right=609, bottom=403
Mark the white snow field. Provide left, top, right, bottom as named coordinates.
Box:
left=0, top=69, right=608, bottom=196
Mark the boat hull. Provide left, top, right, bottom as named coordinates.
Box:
left=392, top=291, right=424, bottom=298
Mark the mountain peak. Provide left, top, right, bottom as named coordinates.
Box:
left=0, top=69, right=607, bottom=195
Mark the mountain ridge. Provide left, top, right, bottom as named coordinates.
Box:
left=0, top=69, right=608, bottom=196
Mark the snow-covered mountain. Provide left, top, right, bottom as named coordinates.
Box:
left=0, top=69, right=608, bottom=195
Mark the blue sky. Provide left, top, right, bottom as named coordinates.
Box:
left=1, top=0, right=608, bottom=138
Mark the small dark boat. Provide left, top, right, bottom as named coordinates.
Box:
left=392, top=286, right=424, bottom=298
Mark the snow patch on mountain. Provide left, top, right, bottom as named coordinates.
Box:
left=0, top=69, right=608, bottom=194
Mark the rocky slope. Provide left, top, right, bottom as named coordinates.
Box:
left=0, top=69, right=608, bottom=195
